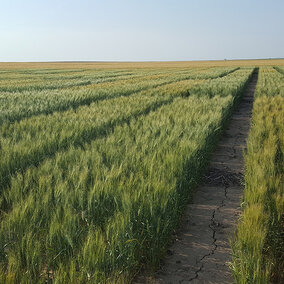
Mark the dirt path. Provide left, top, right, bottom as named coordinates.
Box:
left=135, top=70, right=258, bottom=284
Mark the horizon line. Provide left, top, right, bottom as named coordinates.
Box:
left=1, top=57, right=284, bottom=64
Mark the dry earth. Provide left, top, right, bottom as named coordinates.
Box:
left=135, top=70, right=258, bottom=284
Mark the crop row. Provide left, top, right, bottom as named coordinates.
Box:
left=254, top=66, right=284, bottom=97
left=0, top=66, right=238, bottom=84
left=0, top=67, right=239, bottom=125
left=274, top=66, right=284, bottom=76
left=0, top=79, right=204, bottom=190
left=231, top=67, right=284, bottom=283
left=0, top=68, right=251, bottom=194
left=0, top=67, right=216, bottom=92
left=0, top=70, right=141, bottom=92
left=0, top=69, right=131, bottom=81
left=0, top=68, right=187, bottom=91
left=0, top=71, right=189, bottom=125
left=0, top=68, right=253, bottom=283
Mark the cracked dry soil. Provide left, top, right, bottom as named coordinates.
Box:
left=134, top=71, right=258, bottom=284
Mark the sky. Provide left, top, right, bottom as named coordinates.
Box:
left=0, top=0, right=283, bottom=62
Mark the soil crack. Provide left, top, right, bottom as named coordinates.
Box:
left=187, top=208, right=218, bottom=282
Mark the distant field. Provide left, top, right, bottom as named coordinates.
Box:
left=0, top=63, right=282, bottom=283
left=0, top=58, right=284, bottom=70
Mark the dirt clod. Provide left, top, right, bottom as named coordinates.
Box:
left=203, top=168, right=243, bottom=187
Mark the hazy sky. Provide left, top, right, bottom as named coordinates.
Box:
left=1, top=0, right=283, bottom=61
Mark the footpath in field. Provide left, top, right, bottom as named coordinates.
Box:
left=149, top=71, right=258, bottom=283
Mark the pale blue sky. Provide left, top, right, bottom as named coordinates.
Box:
left=0, top=0, right=283, bottom=61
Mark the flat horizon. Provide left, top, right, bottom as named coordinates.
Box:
left=1, top=57, right=284, bottom=63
